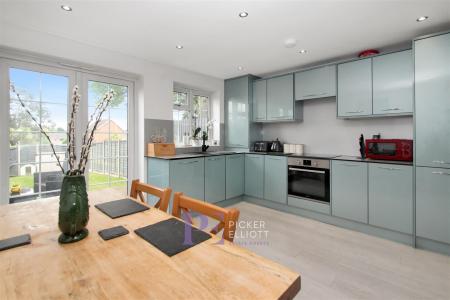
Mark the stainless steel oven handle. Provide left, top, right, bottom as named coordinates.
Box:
left=288, top=167, right=325, bottom=174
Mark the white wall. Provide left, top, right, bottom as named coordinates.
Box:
left=262, top=99, right=413, bottom=156
left=0, top=23, right=224, bottom=181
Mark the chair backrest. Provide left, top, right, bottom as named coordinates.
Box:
left=130, top=179, right=172, bottom=213
left=172, top=192, right=240, bottom=242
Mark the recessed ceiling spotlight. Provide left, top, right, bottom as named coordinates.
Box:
left=299, top=49, right=307, bottom=54
left=237, top=66, right=243, bottom=71
left=175, top=45, right=184, bottom=49
left=239, top=11, right=249, bottom=18
left=416, top=16, right=429, bottom=22
left=61, top=5, right=72, bottom=12
left=284, top=38, right=297, bottom=48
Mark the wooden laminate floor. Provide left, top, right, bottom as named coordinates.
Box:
left=231, top=201, right=450, bottom=300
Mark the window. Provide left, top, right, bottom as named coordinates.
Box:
left=173, top=85, right=212, bottom=146
left=3, top=60, right=135, bottom=204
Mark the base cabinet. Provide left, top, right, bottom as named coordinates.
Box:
left=416, top=167, right=450, bottom=244
left=226, top=154, right=245, bottom=199
left=368, top=164, right=413, bottom=234
left=205, top=156, right=226, bottom=203
left=264, top=156, right=287, bottom=204
left=169, top=158, right=205, bottom=201
left=245, top=154, right=264, bottom=198
left=331, top=161, right=368, bottom=223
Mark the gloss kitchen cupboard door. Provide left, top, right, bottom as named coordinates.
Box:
left=331, top=161, right=368, bottom=223
left=264, top=156, right=287, bottom=204
left=337, top=59, right=372, bottom=117
left=415, top=33, right=450, bottom=168
left=245, top=154, right=264, bottom=198
left=170, top=158, right=205, bottom=201
left=205, top=156, right=226, bottom=203
left=416, top=167, right=450, bottom=244
left=266, top=74, right=294, bottom=121
left=295, top=65, right=336, bottom=101
left=372, top=50, right=413, bottom=115
left=225, top=154, right=245, bottom=199
left=252, top=79, right=267, bottom=122
left=368, top=163, right=413, bottom=234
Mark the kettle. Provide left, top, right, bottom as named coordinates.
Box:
left=270, top=138, right=283, bottom=152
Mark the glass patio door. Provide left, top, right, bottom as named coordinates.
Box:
left=85, top=77, right=129, bottom=193
left=8, top=65, right=73, bottom=203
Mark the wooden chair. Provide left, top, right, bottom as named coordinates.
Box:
left=130, top=179, right=172, bottom=213
left=172, top=192, right=240, bottom=242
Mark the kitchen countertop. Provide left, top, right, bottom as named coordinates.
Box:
left=333, top=155, right=413, bottom=166
left=145, top=152, right=413, bottom=165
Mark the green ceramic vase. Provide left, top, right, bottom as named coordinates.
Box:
left=58, top=175, right=89, bottom=244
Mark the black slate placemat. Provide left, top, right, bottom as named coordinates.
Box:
left=98, top=226, right=129, bottom=240
left=0, top=234, right=31, bottom=251
left=95, top=198, right=149, bottom=219
left=134, top=218, right=211, bottom=257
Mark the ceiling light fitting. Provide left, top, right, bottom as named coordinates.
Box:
left=61, top=5, right=72, bottom=12
left=175, top=45, right=183, bottom=49
left=416, top=16, right=429, bottom=22
left=239, top=12, right=248, bottom=18
left=299, top=49, right=307, bottom=54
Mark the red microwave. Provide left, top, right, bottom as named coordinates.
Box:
left=365, top=139, right=413, bottom=161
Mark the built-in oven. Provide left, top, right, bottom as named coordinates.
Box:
left=287, top=157, right=330, bottom=204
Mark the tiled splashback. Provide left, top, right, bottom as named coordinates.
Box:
left=144, top=119, right=225, bottom=154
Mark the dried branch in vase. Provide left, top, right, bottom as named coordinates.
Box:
left=9, top=83, right=115, bottom=176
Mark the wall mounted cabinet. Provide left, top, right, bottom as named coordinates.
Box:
left=295, top=65, right=336, bottom=101
left=337, top=50, right=413, bottom=118
left=252, top=74, right=302, bottom=123
left=372, top=50, right=413, bottom=115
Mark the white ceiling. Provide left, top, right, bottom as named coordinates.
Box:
left=1, top=0, right=450, bottom=79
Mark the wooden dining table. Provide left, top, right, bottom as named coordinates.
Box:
left=0, top=189, right=301, bottom=299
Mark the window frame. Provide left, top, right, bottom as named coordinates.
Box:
left=0, top=55, right=137, bottom=204
left=173, top=84, right=212, bottom=146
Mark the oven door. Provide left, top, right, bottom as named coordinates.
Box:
left=288, top=166, right=330, bottom=203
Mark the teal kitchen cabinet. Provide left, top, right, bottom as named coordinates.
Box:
left=225, top=154, right=245, bottom=199
left=368, top=163, right=413, bottom=234
left=147, top=158, right=170, bottom=205
left=372, top=50, right=413, bottom=115
left=169, top=158, right=205, bottom=201
left=337, top=58, right=372, bottom=117
left=267, top=74, right=294, bottom=121
left=331, top=161, right=368, bottom=223
left=252, top=79, right=267, bottom=121
left=263, top=156, right=287, bottom=204
left=205, top=156, right=226, bottom=203
left=244, top=154, right=264, bottom=198
left=295, top=65, right=336, bottom=100
left=416, top=167, right=450, bottom=244
left=415, top=33, right=450, bottom=168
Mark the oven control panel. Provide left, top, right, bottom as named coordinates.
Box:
left=287, top=157, right=330, bottom=169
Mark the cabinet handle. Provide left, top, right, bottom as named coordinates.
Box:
left=432, top=160, right=450, bottom=164
left=270, top=116, right=289, bottom=119
left=382, top=108, right=400, bottom=111
left=345, top=110, right=364, bottom=114
left=302, top=92, right=328, bottom=98
left=228, top=156, right=241, bottom=160
left=228, top=143, right=245, bottom=147
left=268, top=157, right=282, bottom=160
left=432, top=171, right=450, bottom=176
left=181, top=160, right=199, bottom=165
left=378, top=166, right=401, bottom=171
left=341, top=163, right=359, bottom=167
